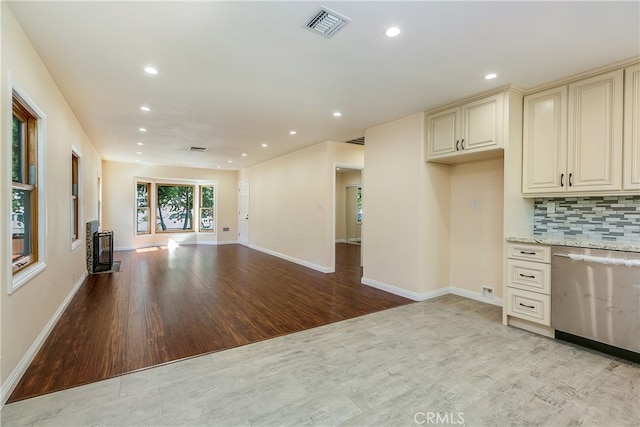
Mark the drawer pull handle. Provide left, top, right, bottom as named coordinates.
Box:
left=461, top=139, right=465, bottom=150
left=519, top=273, right=535, bottom=279
left=519, top=251, right=536, bottom=255
left=519, top=302, right=535, bottom=309
left=456, top=140, right=460, bottom=151
left=560, top=173, right=564, bottom=187
left=569, top=173, right=573, bottom=187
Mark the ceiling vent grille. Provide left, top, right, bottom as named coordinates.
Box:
left=345, top=136, right=364, bottom=145
left=305, top=6, right=351, bottom=39
left=188, top=146, right=208, bottom=152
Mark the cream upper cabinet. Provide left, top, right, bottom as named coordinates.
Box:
left=522, top=86, right=567, bottom=194
left=567, top=69, right=623, bottom=192
left=426, top=93, right=503, bottom=163
left=522, top=69, right=625, bottom=195
left=624, top=64, right=640, bottom=191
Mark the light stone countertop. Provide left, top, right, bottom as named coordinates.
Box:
left=506, top=236, right=640, bottom=253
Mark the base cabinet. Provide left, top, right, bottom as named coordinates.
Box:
left=505, top=242, right=552, bottom=332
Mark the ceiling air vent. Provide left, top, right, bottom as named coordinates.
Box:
left=345, top=136, right=364, bottom=145
left=188, top=146, right=208, bottom=152
left=305, top=6, right=351, bottom=39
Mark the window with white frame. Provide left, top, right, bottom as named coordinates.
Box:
left=136, top=181, right=151, bottom=235
left=199, top=185, right=214, bottom=232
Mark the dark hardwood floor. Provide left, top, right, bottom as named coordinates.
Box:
left=9, top=243, right=411, bottom=402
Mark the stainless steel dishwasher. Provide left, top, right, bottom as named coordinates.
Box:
left=551, top=246, right=640, bottom=360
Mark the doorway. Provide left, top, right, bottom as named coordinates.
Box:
left=334, top=166, right=363, bottom=269
left=345, top=185, right=362, bottom=244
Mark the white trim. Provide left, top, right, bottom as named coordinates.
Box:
left=215, top=240, right=239, bottom=245
left=8, top=74, right=48, bottom=294
left=114, top=240, right=240, bottom=251
left=335, top=239, right=347, bottom=243
left=450, top=286, right=503, bottom=307
left=248, top=243, right=334, bottom=273
left=361, top=277, right=449, bottom=301
left=1, top=270, right=87, bottom=407
left=361, top=278, right=504, bottom=306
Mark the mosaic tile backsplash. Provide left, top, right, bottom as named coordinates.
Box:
left=533, top=196, right=640, bottom=242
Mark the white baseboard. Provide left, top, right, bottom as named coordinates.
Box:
left=449, top=286, right=503, bottom=307
left=361, top=277, right=449, bottom=301
left=1, top=271, right=88, bottom=408
left=115, top=240, right=240, bottom=251
left=248, top=244, right=334, bottom=273
left=335, top=239, right=347, bottom=243
left=361, top=278, right=503, bottom=307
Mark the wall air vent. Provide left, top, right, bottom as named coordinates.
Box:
left=305, top=6, right=351, bottom=39
left=345, top=136, right=364, bottom=145
left=188, top=146, right=208, bottom=152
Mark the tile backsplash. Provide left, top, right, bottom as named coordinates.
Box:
left=534, top=196, right=640, bottom=242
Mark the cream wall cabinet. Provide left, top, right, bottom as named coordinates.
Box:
left=624, top=64, right=640, bottom=191
left=505, top=242, right=551, bottom=327
left=426, top=93, right=504, bottom=163
left=523, top=69, right=626, bottom=195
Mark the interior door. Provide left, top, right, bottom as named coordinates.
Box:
left=238, top=181, right=249, bottom=245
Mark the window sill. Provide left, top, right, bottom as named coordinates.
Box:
left=10, top=261, right=46, bottom=294
left=71, top=239, right=83, bottom=251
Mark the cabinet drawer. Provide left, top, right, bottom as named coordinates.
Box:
left=507, top=242, right=551, bottom=263
left=506, top=287, right=551, bottom=326
left=507, top=259, right=551, bottom=294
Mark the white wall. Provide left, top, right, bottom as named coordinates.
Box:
left=240, top=141, right=363, bottom=272
left=1, top=2, right=102, bottom=402
left=102, top=161, right=238, bottom=249
left=362, top=112, right=451, bottom=299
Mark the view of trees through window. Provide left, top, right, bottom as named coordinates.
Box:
left=200, top=186, right=214, bottom=232
left=156, top=184, right=194, bottom=232
left=136, top=182, right=150, bottom=234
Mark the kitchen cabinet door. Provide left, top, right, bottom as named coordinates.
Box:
left=522, top=86, right=567, bottom=194
left=426, top=106, right=459, bottom=160
left=567, top=69, right=623, bottom=192
left=461, top=93, right=503, bottom=152
left=624, top=64, right=640, bottom=191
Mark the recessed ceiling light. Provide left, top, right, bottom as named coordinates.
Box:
left=217, top=165, right=221, bottom=169
left=136, top=151, right=142, bottom=155
left=333, top=112, right=342, bottom=117
left=385, top=26, right=401, bottom=38
left=227, top=160, right=233, bottom=163
left=261, top=143, right=268, bottom=147
left=289, top=130, right=297, bottom=135
left=138, top=127, right=147, bottom=132
left=241, top=153, right=248, bottom=157
left=484, top=73, right=498, bottom=80
left=140, top=106, right=151, bottom=112
left=137, top=142, right=144, bottom=146
left=144, top=66, right=158, bottom=75
left=336, top=167, right=341, bottom=171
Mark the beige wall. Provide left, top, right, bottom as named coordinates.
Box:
left=1, top=2, right=102, bottom=400
left=363, top=112, right=451, bottom=297
left=240, top=141, right=363, bottom=271
left=102, top=161, right=238, bottom=249
left=450, top=158, right=504, bottom=297
left=335, top=170, right=361, bottom=241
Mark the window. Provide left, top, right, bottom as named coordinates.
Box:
left=156, top=184, right=194, bottom=232
left=71, top=151, right=80, bottom=242
left=199, top=185, right=215, bottom=232
left=136, top=182, right=151, bottom=235
left=12, top=94, right=38, bottom=273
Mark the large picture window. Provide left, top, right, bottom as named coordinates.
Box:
left=136, top=182, right=151, bottom=235
left=156, top=184, right=194, bottom=232
left=12, top=95, right=38, bottom=273
left=199, top=185, right=214, bottom=232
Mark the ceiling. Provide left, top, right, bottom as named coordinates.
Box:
left=7, top=1, right=640, bottom=170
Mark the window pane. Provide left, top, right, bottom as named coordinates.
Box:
left=12, top=188, right=32, bottom=262
left=156, top=185, right=194, bottom=231
left=12, top=115, right=24, bottom=183
left=137, top=183, right=149, bottom=207
left=200, top=208, right=213, bottom=231
left=137, top=208, right=150, bottom=234
left=201, top=186, right=214, bottom=208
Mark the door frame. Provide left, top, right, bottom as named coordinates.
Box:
left=238, top=180, right=249, bottom=246
left=332, top=162, right=364, bottom=271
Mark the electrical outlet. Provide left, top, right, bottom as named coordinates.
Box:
left=481, top=286, right=494, bottom=298
left=546, top=202, right=556, bottom=214
left=472, top=200, right=479, bottom=210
